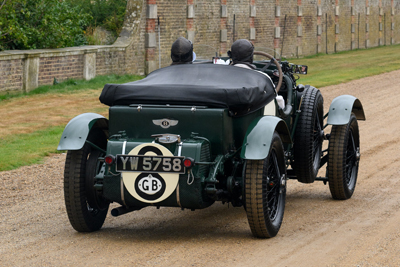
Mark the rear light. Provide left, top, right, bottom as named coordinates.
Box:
left=183, top=157, right=195, bottom=169
left=104, top=155, right=115, bottom=165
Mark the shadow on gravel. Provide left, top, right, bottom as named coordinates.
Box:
left=72, top=203, right=253, bottom=242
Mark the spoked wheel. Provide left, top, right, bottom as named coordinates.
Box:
left=64, top=131, right=109, bottom=232
left=327, top=113, right=360, bottom=200
left=244, top=132, right=286, bottom=238
left=293, top=86, right=324, bottom=183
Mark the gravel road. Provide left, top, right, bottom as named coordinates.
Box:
left=1, top=70, right=400, bottom=266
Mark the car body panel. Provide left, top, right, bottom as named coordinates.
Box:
left=57, top=113, right=108, bottom=151
left=241, top=116, right=292, bottom=160
left=327, top=95, right=366, bottom=125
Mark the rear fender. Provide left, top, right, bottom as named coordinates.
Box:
left=240, top=116, right=291, bottom=160
left=327, top=95, right=366, bottom=125
left=57, top=113, right=108, bottom=151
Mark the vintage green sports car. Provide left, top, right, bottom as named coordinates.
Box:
left=58, top=51, right=365, bottom=238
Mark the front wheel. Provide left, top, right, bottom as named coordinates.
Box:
left=244, top=132, right=287, bottom=238
left=64, top=132, right=109, bottom=232
left=327, top=113, right=360, bottom=200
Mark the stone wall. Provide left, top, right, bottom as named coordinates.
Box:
left=1, top=0, right=399, bottom=93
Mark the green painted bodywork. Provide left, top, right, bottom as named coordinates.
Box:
left=108, top=105, right=263, bottom=156
left=100, top=104, right=288, bottom=209
left=240, top=116, right=292, bottom=160
left=57, top=113, right=108, bottom=150
left=327, top=95, right=366, bottom=125
left=103, top=138, right=214, bottom=209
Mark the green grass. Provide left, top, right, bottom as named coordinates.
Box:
left=288, top=44, right=400, bottom=87
left=0, top=73, right=143, bottom=101
left=0, top=73, right=143, bottom=171
left=0, top=126, right=65, bottom=171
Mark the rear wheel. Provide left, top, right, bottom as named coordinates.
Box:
left=64, top=131, right=109, bottom=232
left=327, top=113, right=360, bottom=200
left=244, top=132, right=286, bottom=238
left=293, top=86, right=324, bottom=183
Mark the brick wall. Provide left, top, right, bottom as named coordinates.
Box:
left=151, top=0, right=400, bottom=64
left=38, top=55, right=84, bottom=86
left=1, top=0, right=399, bottom=93
left=0, top=58, right=23, bottom=92
left=96, top=49, right=127, bottom=76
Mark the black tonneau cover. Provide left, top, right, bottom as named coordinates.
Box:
left=100, top=64, right=276, bottom=116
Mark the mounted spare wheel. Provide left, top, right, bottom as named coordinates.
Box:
left=293, top=86, right=324, bottom=183
left=327, top=113, right=360, bottom=200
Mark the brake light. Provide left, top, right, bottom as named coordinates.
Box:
left=183, top=157, right=195, bottom=169
left=104, top=155, right=115, bottom=165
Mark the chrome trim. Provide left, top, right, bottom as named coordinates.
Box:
left=152, top=133, right=181, bottom=144
left=122, top=141, right=127, bottom=154
left=152, top=118, right=178, bottom=129
left=177, top=142, right=182, bottom=156
left=120, top=178, right=127, bottom=206
left=176, top=184, right=181, bottom=207
left=121, top=141, right=127, bottom=206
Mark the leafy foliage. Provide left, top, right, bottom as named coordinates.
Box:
left=66, top=0, right=127, bottom=37
left=0, top=0, right=91, bottom=50
left=0, top=0, right=127, bottom=50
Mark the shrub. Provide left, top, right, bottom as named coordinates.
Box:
left=0, top=0, right=91, bottom=50
left=67, top=0, right=127, bottom=38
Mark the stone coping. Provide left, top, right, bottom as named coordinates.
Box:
left=0, top=43, right=128, bottom=61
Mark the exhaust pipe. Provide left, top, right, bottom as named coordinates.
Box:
left=111, top=206, right=143, bottom=217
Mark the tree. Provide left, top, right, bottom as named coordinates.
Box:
left=0, top=0, right=91, bottom=51
left=66, top=0, right=127, bottom=37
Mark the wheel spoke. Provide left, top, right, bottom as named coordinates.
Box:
left=272, top=151, right=281, bottom=179
left=312, top=113, right=322, bottom=161
left=315, top=112, right=322, bottom=132
left=346, top=151, right=355, bottom=161
left=344, top=129, right=358, bottom=186
left=263, top=150, right=282, bottom=220
left=350, top=130, right=356, bottom=152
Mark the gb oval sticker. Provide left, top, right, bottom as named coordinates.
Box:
left=138, top=174, right=162, bottom=195
left=122, top=143, right=179, bottom=203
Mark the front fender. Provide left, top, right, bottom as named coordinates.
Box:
left=240, top=116, right=291, bottom=160
left=57, top=113, right=108, bottom=151
left=327, top=95, right=366, bottom=125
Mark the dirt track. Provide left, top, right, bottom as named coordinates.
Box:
left=1, top=70, right=400, bottom=266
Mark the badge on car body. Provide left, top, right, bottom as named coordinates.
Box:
left=121, top=143, right=180, bottom=203
left=152, top=118, right=178, bottom=129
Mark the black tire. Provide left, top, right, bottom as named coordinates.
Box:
left=293, top=86, right=324, bottom=183
left=244, top=132, right=286, bottom=238
left=64, top=131, right=109, bottom=232
left=327, top=113, right=360, bottom=200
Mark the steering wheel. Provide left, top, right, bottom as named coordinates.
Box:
left=254, top=51, right=283, bottom=93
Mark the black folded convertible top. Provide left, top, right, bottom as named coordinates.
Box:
left=100, top=64, right=276, bottom=116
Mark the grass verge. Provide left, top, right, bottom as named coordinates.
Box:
left=288, top=44, right=400, bottom=87
left=0, top=74, right=143, bottom=101
left=0, top=126, right=65, bottom=171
